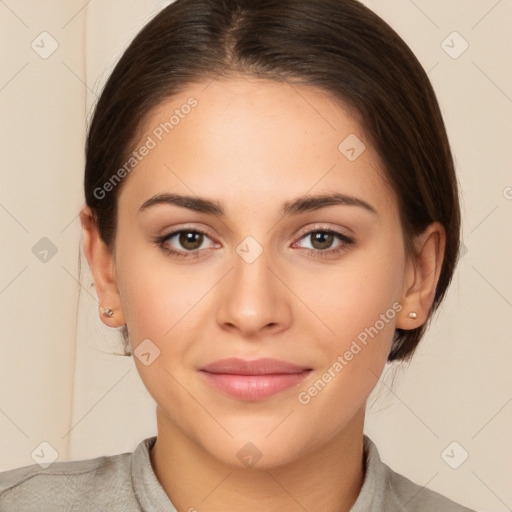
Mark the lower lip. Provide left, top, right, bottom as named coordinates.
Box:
left=200, top=371, right=312, bottom=400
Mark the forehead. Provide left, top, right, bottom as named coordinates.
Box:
left=118, top=76, right=396, bottom=219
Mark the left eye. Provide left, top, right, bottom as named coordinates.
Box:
left=292, top=229, right=355, bottom=258
left=295, top=230, right=352, bottom=251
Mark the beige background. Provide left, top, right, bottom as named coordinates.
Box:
left=1, top=1, right=511, bottom=510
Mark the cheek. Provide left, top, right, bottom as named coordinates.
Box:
left=114, top=236, right=201, bottom=341
left=115, top=251, right=203, bottom=413
left=295, top=239, right=404, bottom=401
left=293, top=265, right=401, bottom=430
left=297, top=245, right=403, bottom=347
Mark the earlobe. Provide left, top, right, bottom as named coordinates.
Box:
left=79, top=205, right=126, bottom=328
left=396, top=222, right=446, bottom=329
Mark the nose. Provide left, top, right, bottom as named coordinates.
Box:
left=215, top=244, right=292, bottom=338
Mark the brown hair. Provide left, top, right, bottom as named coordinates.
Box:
left=84, top=0, right=461, bottom=363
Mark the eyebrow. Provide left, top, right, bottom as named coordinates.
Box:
left=138, top=192, right=378, bottom=217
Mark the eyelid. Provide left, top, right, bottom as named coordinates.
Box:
left=156, top=222, right=355, bottom=258
left=293, top=223, right=354, bottom=242
left=158, top=222, right=352, bottom=243
left=159, top=224, right=216, bottom=240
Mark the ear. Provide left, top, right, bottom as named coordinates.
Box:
left=79, top=205, right=125, bottom=328
left=396, top=221, right=446, bottom=329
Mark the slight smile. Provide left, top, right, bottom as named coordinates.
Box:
left=199, top=357, right=313, bottom=401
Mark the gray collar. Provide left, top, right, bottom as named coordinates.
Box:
left=130, top=434, right=386, bottom=511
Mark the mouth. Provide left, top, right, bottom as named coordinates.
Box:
left=199, top=358, right=313, bottom=401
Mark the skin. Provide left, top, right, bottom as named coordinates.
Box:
left=80, top=76, right=445, bottom=512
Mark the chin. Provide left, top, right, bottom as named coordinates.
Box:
left=200, top=430, right=312, bottom=471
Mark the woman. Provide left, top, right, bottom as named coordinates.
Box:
left=0, top=0, right=477, bottom=510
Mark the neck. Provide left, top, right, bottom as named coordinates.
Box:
left=150, top=406, right=366, bottom=512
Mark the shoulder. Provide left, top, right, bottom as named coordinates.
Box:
left=0, top=447, right=136, bottom=511
left=383, top=464, right=477, bottom=511
left=361, top=435, right=477, bottom=512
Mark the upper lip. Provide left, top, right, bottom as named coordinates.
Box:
left=200, top=358, right=312, bottom=375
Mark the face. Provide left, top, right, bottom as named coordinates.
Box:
left=100, top=77, right=413, bottom=468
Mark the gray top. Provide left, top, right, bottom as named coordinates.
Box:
left=0, top=434, right=477, bottom=511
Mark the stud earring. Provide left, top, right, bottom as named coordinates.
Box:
left=408, top=311, right=417, bottom=319
left=103, top=308, right=114, bottom=317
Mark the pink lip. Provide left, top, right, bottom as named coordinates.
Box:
left=199, top=358, right=312, bottom=400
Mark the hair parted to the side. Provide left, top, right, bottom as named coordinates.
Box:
left=83, top=0, right=461, bottom=363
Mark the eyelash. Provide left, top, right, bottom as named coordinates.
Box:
left=154, top=226, right=355, bottom=260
